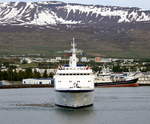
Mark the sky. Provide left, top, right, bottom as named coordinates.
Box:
left=1, top=0, right=150, bottom=10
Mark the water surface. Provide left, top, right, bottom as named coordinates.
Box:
left=0, top=87, right=150, bottom=124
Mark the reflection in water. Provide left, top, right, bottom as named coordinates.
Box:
left=54, top=106, right=95, bottom=124
left=16, top=103, right=55, bottom=108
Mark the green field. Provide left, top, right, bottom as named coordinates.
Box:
left=0, top=25, right=150, bottom=58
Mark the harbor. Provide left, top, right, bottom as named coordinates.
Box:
left=1, top=71, right=150, bottom=89
left=0, top=0, right=150, bottom=124
left=0, top=74, right=150, bottom=89
left=0, top=71, right=150, bottom=89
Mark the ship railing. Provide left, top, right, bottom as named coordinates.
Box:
left=57, top=73, right=92, bottom=76
left=58, top=66, right=91, bottom=70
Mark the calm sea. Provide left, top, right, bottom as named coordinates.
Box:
left=0, top=87, right=150, bottom=124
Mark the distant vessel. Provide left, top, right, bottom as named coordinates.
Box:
left=54, top=38, right=95, bottom=108
left=95, top=66, right=139, bottom=87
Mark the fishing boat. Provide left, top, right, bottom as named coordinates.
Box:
left=95, top=67, right=139, bottom=87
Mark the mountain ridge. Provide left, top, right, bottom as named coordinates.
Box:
left=0, top=1, right=150, bottom=26
left=0, top=1, right=150, bottom=58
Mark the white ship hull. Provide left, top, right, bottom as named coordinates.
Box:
left=55, top=90, right=94, bottom=108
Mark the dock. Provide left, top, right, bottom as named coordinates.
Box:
left=0, top=84, right=53, bottom=89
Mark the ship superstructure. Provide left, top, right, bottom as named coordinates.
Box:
left=54, top=38, right=95, bottom=108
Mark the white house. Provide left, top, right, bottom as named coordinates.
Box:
left=20, top=58, right=32, bottom=64
left=55, top=57, right=62, bottom=61
left=32, top=68, right=56, bottom=74
left=80, top=57, right=89, bottom=62
left=22, top=78, right=53, bottom=85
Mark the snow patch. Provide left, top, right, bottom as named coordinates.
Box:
left=64, top=4, right=150, bottom=23
left=0, top=2, right=150, bottom=25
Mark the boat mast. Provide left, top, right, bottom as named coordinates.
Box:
left=69, top=37, right=77, bottom=67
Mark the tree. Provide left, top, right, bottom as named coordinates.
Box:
left=24, top=68, right=33, bottom=78
left=43, top=70, right=48, bottom=78
left=33, top=69, right=41, bottom=78
left=0, top=70, right=2, bottom=80
left=49, top=72, right=54, bottom=78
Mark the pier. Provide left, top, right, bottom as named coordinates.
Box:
left=0, top=84, right=53, bottom=89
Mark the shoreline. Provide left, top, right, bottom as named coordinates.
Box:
left=0, top=84, right=150, bottom=89
left=0, top=84, right=53, bottom=89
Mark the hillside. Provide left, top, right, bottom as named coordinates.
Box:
left=0, top=1, right=150, bottom=58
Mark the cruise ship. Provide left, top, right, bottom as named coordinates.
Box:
left=54, top=38, right=95, bottom=108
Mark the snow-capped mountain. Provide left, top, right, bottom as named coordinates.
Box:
left=0, top=1, right=150, bottom=26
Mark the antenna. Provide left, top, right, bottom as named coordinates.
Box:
left=69, top=37, right=77, bottom=67
left=72, top=37, right=76, bottom=48
left=71, top=37, right=76, bottom=54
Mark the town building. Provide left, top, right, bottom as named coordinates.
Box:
left=20, top=57, right=32, bottom=64
left=22, top=78, right=53, bottom=85
left=80, top=57, right=89, bottom=62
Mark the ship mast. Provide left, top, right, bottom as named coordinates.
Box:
left=69, top=37, right=77, bottom=67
